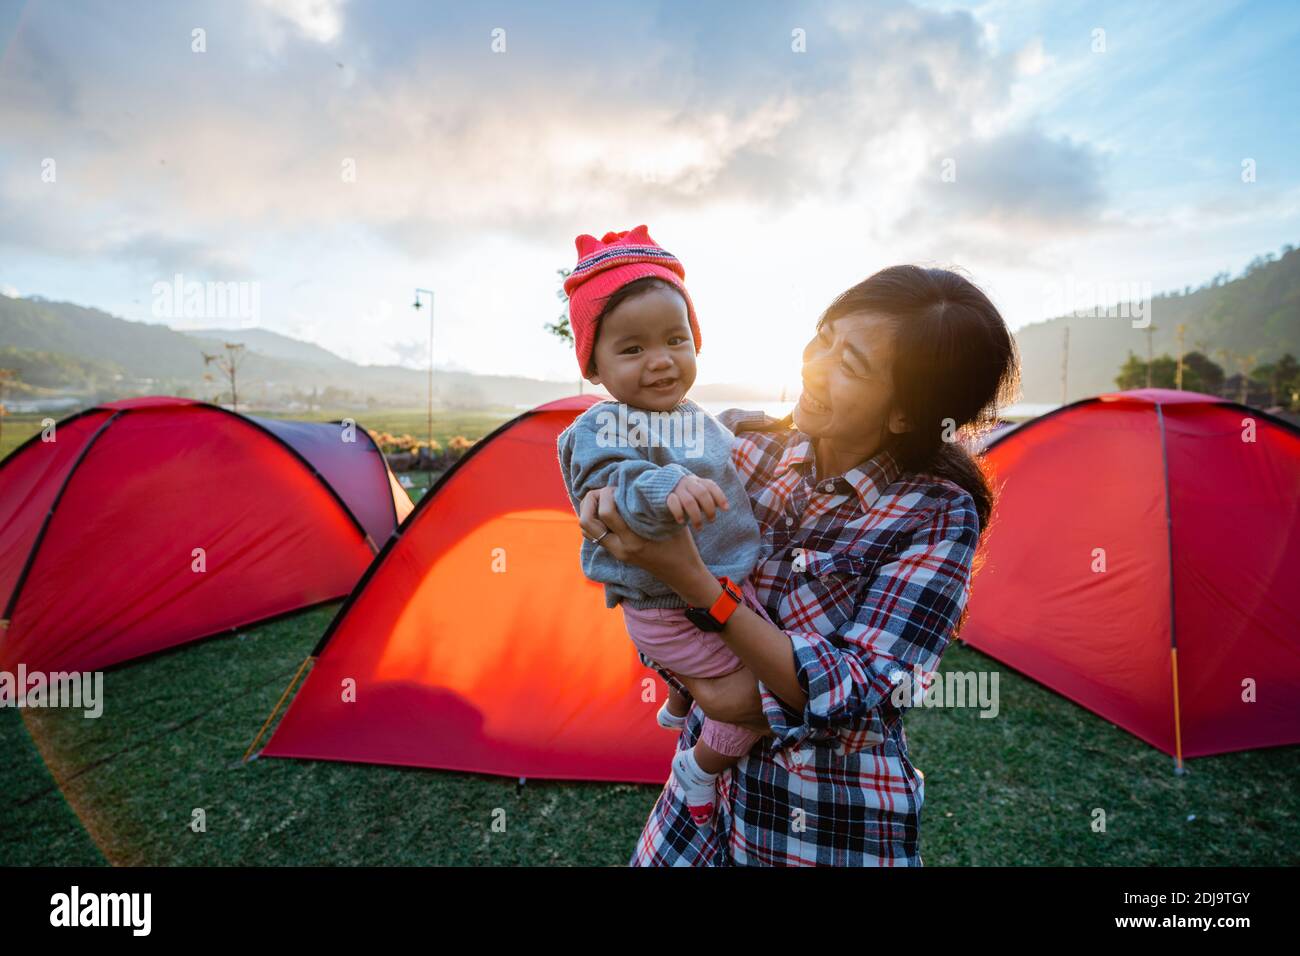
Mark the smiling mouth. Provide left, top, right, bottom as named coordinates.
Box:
left=646, top=378, right=678, bottom=390
left=800, top=391, right=830, bottom=413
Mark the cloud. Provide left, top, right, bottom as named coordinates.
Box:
left=113, top=233, right=254, bottom=277
left=0, top=0, right=1045, bottom=262
left=1014, top=37, right=1053, bottom=77
left=254, top=0, right=348, bottom=44
left=0, top=189, right=251, bottom=278
left=0, top=11, right=80, bottom=119
left=910, top=125, right=1106, bottom=235
left=388, top=338, right=427, bottom=368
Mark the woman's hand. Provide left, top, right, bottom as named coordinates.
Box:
left=677, top=667, right=772, bottom=736
left=579, top=484, right=804, bottom=722
left=578, top=486, right=717, bottom=604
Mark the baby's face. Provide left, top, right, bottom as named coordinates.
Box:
left=587, top=286, right=697, bottom=411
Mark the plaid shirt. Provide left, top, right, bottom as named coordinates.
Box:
left=630, top=409, right=980, bottom=866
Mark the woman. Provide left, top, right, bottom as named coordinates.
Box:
left=578, top=265, right=1019, bottom=866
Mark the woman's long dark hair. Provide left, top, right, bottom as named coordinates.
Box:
left=818, top=265, right=1019, bottom=532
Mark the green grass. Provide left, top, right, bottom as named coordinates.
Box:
left=259, top=408, right=514, bottom=449
left=395, top=469, right=439, bottom=501
left=4, top=403, right=1295, bottom=865
left=3, top=618, right=1296, bottom=867
left=1, top=606, right=653, bottom=866
left=0, top=413, right=49, bottom=459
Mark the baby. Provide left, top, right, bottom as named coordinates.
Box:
left=556, top=224, right=772, bottom=827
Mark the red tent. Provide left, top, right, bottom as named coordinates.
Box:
left=0, top=397, right=412, bottom=672
left=962, top=388, right=1300, bottom=766
left=260, top=395, right=677, bottom=783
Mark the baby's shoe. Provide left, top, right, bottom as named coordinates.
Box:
left=657, top=699, right=687, bottom=731
left=685, top=799, right=715, bottom=827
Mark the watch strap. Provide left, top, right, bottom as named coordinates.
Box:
left=706, top=576, right=743, bottom=627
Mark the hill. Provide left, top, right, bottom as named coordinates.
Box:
left=183, top=327, right=353, bottom=368
left=0, top=296, right=213, bottom=382
left=7, top=242, right=1296, bottom=409
left=0, top=296, right=578, bottom=409
left=1015, top=245, right=1300, bottom=402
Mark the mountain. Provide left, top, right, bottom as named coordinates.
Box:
left=0, top=296, right=577, bottom=409
left=0, top=344, right=121, bottom=393
left=183, top=328, right=353, bottom=367
left=0, top=294, right=790, bottom=409
left=0, top=296, right=215, bottom=381
left=1015, top=245, right=1300, bottom=403
left=6, top=243, right=1295, bottom=408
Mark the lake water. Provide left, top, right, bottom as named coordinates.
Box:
left=696, top=400, right=795, bottom=419
left=526, top=397, right=1059, bottom=422
left=704, top=400, right=1059, bottom=422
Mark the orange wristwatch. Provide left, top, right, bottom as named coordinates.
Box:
left=684, top=576, right=743, bottom=632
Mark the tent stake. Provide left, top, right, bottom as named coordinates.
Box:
left=242, top=655, right=315, bottom=764
left=1170, top=648, right=1186, bottom=775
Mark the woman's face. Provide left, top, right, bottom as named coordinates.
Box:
left=793, top=311, right=906, bottom=458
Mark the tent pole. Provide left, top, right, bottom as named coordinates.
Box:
left=1170, top=648, right=1185, bottom=774
left=1156, top=404, right=1186, bottom=775
left=242, top=655, right=315, bottom=764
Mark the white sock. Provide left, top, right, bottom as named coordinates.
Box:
left=657, top=700, right=687, bottom=730
left=672, top=749, right=718, bottom=802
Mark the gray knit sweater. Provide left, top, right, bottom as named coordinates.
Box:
left=556, top=399, right=769, bottom=609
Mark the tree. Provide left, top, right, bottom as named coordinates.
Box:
left=1215, top=348, right=1259, bottom=403
left=543, top=267, right=573, bottom=345
left=1277, top=354, right=1300, bottom=411
left=1115, top=352, right=1147, bottom=390
left=201, top=342, right=247, bottom=410
left=1116, top=352, right=1226, bottom=394
left=1251, top=362, right=1278, bottom=405
left=1181, top=351, right=1225, bottom=395
left=1147, top=355, right=1178, bottom=389
left=1251, top=353, right=1300, bottom=409
left=544, top=266, right=582, bottom=393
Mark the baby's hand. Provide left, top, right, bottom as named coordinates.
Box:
left=666, top=475, right=730, bottom=529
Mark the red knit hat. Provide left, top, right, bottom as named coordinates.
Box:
left=564, top=224, right=701, bottom=375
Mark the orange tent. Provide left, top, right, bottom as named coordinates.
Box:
left=260, top=396, right=677, bottom=783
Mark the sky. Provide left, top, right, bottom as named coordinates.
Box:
left=2, top=0, right=1298, bottom=393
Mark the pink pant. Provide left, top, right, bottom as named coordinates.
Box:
left=621, top=580, right=768, bottom=758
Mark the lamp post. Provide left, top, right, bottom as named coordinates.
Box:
left=412, top=288, right=434, bottom=452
